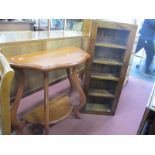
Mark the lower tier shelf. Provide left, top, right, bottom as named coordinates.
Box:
left=93, top=58, right=123, bottom=66
left=91, top=72, right=119, bottom=81
left=86, top=103, right=112, bottom=115
left=24, top=94, right=73, bottom=125
left=88, top=88, right=115, bottom=98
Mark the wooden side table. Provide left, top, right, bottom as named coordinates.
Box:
left=8, top=47, right=90, bottom=134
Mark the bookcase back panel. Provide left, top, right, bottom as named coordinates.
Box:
left=96, top=28, right=129, bottom=46
left=92, top=64, right=121, bottom=77
left=89, top=79, right=118, bottom=94
left=94, top=46, right=125, bottom=62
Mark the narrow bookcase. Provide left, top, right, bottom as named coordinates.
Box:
left=84, top=20, right=137, bottom=115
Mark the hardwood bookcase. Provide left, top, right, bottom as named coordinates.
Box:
left=84, top=20, right=137, bottom=115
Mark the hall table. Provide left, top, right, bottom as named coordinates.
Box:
left=8, top=47, right=90, bottom=134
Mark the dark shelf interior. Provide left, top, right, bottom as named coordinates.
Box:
left=96, top=27, right=129, bottom=46
left=89, top=79, right=118, bottom=94
left=86, top=96, right=113, bottom=114
left=94, top=46, right=125, bottom=63
left=91, top=63, right=121, bottom=79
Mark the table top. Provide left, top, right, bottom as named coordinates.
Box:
left=8, top=47, right=90, bottom=71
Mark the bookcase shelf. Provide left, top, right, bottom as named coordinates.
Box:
left=95, top=42, right=127, bottom=50
left=93, top=58, right=123, bottom=66
left=86, top=103, right=112, bottom=114
left=88, top=88, right=115, bottom=98
left=84, top=20, right=137, bottom=115
left=91, top=72, right=119, bottom=81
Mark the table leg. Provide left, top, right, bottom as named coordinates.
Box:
left=43, top=72, right=49, bottom=134
left=11, top=69, right=25, bottom=129
left=69, top=67, right=86, bottom=118
left=66, top=68, right=73, bottom=93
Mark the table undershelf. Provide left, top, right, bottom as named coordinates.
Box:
left=24, top=94, right=73, bottom=125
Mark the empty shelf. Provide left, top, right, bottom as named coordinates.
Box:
left=91, top=72, right=119, bottom=81
left=86, top=103, right=112, bottom=114
left=93, top=58, right=123, bottom=66
left=95, top=42, right=127, bottom=49
left=88, top=88, right=115, bottom=98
